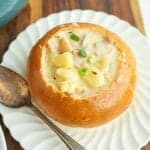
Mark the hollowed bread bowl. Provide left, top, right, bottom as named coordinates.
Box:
left=27, top=23, right=136, bottom=127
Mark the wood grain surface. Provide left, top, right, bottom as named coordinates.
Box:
left=0, top=0, right=149, bottom=150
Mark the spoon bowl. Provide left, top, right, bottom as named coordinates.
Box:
left=0, top=65, right=30, bottom=107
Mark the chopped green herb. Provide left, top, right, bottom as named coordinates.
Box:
left=79, top=68, right=89, bottom=76
left=79, top=49, right=87, bottom=57
left=87, top=55, right=96, bottom=64
left=70, top=33, right=80, bottom=41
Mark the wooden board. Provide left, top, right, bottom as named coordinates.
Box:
left=0, top=0, right=148, bottom=150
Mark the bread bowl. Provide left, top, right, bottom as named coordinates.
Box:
left=27, top=23, right=136, bottom=127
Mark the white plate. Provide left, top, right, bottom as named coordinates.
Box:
left=0, top=126, right=7, bottom=150
left=0, top=10, right=150, bottom=150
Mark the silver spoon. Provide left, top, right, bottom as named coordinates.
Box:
left=0, top=65, right=86, bottom=150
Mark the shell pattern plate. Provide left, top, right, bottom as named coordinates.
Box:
left=0, top=126, right=7, bottom=150
left=0, top=10, right=150, bottom=150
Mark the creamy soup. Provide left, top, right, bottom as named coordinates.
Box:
left=42, top=27, right=119, bottom=99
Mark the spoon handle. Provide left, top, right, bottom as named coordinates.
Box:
left=31, top=105, right=86, bottom=150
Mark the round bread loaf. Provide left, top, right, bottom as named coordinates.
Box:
left=27, top=23, right=136, bottom=127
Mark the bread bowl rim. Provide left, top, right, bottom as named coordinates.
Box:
left=27, top=22, right=136, bottom=127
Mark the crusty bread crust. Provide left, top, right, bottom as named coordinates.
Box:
left=27, top=23, right=136, bottom=127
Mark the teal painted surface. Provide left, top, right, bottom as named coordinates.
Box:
left=0, top=0, right=28, bottom=27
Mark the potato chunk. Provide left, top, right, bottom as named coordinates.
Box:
left=55, top=68, right=80, bottom=93
left=82, top=67, right=104, bottom=88
left=53, top=52, right=74, bottom=68
left=55, top=68, right=78, bottom=81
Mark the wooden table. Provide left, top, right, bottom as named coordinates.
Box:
left=0, top=0, right=149, bottom=149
